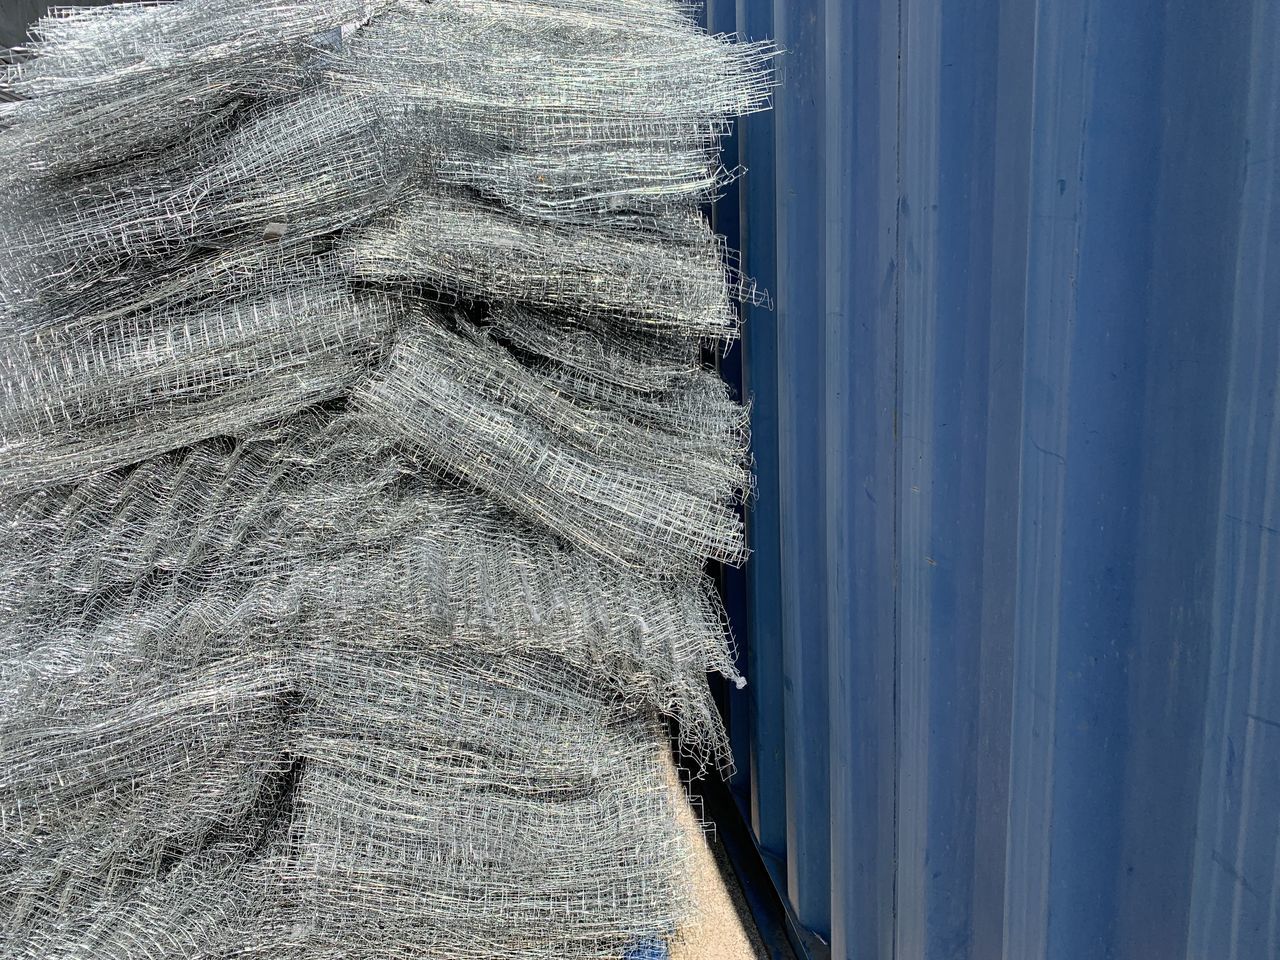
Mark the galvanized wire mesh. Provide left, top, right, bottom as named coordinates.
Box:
left=1, top=88, right=410, bottom=321
left=342, top=190, right=758, bottom=339
left=1, top=0, right=392, bottom=180
left=357, top=315, right=750, bottom=569
left=323, top=0, right=772, bottom=224
left=3, top=648, right=693, bottom=960
left=1, top=409, right=740, bottom=758
left=484, top=304, right=703, bottom=393
left=0, top=0, right=773, bottom=956
left=275, top=648, right=694, bottom=960
left=0, top=256, right=400, bottom=492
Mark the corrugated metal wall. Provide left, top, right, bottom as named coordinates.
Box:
left=710, top=1, right=1280, bottom=958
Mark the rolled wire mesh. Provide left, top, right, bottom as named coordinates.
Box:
left=2, top=642, right=697, bottom=959
left=485, top=303, right=703, bottom=393
left=0, top=656, right=295, bottom=945
left=356, top=317, right=750, bottom=569
left=325, top=0, right=774, bottom=216
left=272, top=648, right=694, bottom=960
left=0, top=265, right=400, bottom=493
left=486, top=305, right=754, bottom=455
left=1, top=0, right=393, bottom=181
left=0, top=409, right=740, bottom=759
left=1, top=87, right=410, bottom=318
left=436, top=144, right=743, bottom=223
left=342, top=189, right=755, bottom=339
left=5, top=844, right=282, bottom=960
left=0, top=0, right=773, bottom=956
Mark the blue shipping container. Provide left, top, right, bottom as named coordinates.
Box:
left=707, top=1, right=1280, bottom=958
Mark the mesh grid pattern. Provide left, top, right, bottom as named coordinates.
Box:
left=0, top=1, right=773, bottom=956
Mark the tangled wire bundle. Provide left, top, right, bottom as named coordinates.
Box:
left=0, top=2, right=774, bottom=957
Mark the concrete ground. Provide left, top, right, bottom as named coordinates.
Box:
left=667, top=764, right=768, bottom=960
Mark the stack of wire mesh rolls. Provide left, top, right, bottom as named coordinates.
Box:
left=0, top=2, right=774, bottom=957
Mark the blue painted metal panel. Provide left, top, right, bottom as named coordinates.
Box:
left=822, top=2, right=898, bottom=960
left=772, top=0, right=832, bottom=942
left=1185, top=3, right=1280, bottom=957
left=1005, top=0, right=1168, bottom=954
left=714, top=0, right=1280, bottom=958
left=735, top=0, right=789, bottom=887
